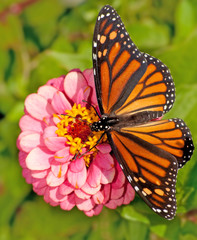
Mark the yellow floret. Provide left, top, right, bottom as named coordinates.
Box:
left=54, top=104, right=107, bottom=167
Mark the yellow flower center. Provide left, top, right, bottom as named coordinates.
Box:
left=55, top=103, right=107, bottom=166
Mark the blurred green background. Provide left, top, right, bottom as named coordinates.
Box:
left=0, top=0, right=197, bottom=239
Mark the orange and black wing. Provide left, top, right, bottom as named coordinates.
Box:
left=92, top=5, right=175, bottom=118
left=108, top=118, right=194, bottom=219
left=114, top=53, right=175, bottom=117
left=92, top=5, right=147, bottom=115
left=108, top=129, right=178, bottom=219
left=118, top=118, right=194, bottom=169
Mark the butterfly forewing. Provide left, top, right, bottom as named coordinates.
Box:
left=92, top=5, right=147, bottom=115
left=108, top=130, right=178, bottom=219
left=115, top=53, right=176, bottom=117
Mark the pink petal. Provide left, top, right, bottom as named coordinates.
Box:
left=112, top=167, right=125, bottom=188
left=69, top=157, right=85, bottom=173
left=17, top=130, right=34, bottom=147
left=18, top=132, right=43, bottom=153
left=69, top=68, right=82, bottom=73
left=31, top=169, right=48, bottom=178
left=42, top=116, right=54, bottom=126
left=56, top=188, right=72, bottom=202
left=111, top=186, right=125, bottom=200
left=153, top=116, right=163, bottom=121
left=123, top=183, right=135, bottom=204
left=76, top=197, right=95, bottom=211
left=83, top=69, right=97, bottom=105
left=46, top=75, right=65, bottom=91
left=95, top=152, right=115, bottom=170
left=44, top=136, right=66, bottom=152
left=92, top=190, right=104, bottom=204
left=102, top=184, right=111, bottom=204
left=67, top=159, right=87, bottom=188
left=46, top=171, right=66, bottom=187
left=25, top=93, right=54, bottom=120
left=100, top=167, right=115, bottom=184
left=19, top=115, right=44, bottom=132
left=87, top=162, right=101, bottom=187
left=55, top=190, right=69, bottom=202
left=43, top=126, right=58, bottom=138
left=52, top=114, right=61, bottom=125
left=38, top=85, right=57, bottom=101
left=43, top=126, right=66, bottom=152
left=22, top=168, right=33, bottom=184
left=105, top=197, right=124, bottom=209
left=96, top=143, right=111, bottom=154
left=76, top=86, right=90, bottom=105
left=32, top=178, right=47, bottom=189
left=18, top=151, right=28, bottom=168
left=81, top=182, right=101, bottom=195
left=51, top=91, right=71, bottom=114
left=54, top=147, right=71, bottom=163
left=64, top=71, right=87, bottom=103
left=26, top=147, right=53, bottom=170
left=49, top=187, right=69, bottom=202
left=33, top=186, right=47, bottom=195
left=75, top=189, right=91, bottom=200
left=44, top=187, right=59, bottom=206
left=59, top=180, right=74, bottom=195
left=48, top=187, right=59, bottom=202
left=60, top=193, right=75, bottom=210
left=51, top=160, right=69, bottom=178
left=85, top=204, right=103, bottom=217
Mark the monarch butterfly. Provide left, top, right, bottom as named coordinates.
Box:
left=91, top=5, right=194, bottom=219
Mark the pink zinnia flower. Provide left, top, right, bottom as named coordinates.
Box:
left=17, top=69, right=135, bottom=216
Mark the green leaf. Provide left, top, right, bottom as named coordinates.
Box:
left=50, top=36, right=74, bottom=53
left=0, top=15, right=23, bottom=49
left=150, top=224, right=167, bottom=238
left=46, top=50, right=92, bottom=71
left=181, top=221, right=197, bottom=236
left=6, top=102, right=24, bottom=122
left=127, top=20, right=170, bottom=50
left=120, top=205, right=150, bottom=224
left=0, top=224, right=11, bottom=240
left=12, top=199, right=91, bottom=240
left=164, top=218, right=181, bottom=240
left=179, top=151, right=197, bottom=211
left=180, top=235, right=197, bottom=240
left=174, top=0, right=196, bottom=43
left=0, top=153, right=30, bottom=226
left=22, top=0, right=63, bottom=48
left=0, top=84, right=15, bottom=116
left=125, top=221, right=149, bottom=240
left=157, top=31, right=197, bottom=85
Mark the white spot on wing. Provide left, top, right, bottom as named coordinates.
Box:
left=134, top=186, right=139, bottom=191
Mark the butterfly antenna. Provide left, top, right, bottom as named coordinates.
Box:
left=74, top=133, right=92, bottom=160
left=82, top=100, right=101, bottom=119
left=62, top=114, right=90, bottom=124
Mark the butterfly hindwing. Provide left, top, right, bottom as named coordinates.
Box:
left=92, top=5, right=147, bottom=115
left=118, top=118, right=194, bottom=169
left=108, top=130, right=178, bottom=219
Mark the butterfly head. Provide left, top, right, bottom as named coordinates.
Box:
left=91, top=115, right=119, bottom=132
left=91, top=117, right=109, bottom=132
